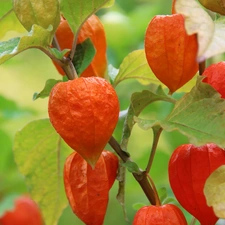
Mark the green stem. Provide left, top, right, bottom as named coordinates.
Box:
left=146, top=126, right=163, bottom=174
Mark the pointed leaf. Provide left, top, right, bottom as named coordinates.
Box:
left=132, top=202, right=147, bottom=211
left=113, top=50, right=160, bottom=87
left=0, top=24, right=53, bottom=65
left=72, top=38, right=96, bottom=75
left=136, top=77, right=225, bottom=148
left=13, top=0, right=60, bottom=34
left=175, top=0, right=225, bottom=61
left=33, top=79, right=62, bottom=100
left=102, top=0, right=115, bottom=8
left=122, top=161, right=141, bottom=175
left=60, top=0, right=111, bottom=34
left=204, top=165, right=225, bottom=219
left=113, top=49, right=197, bottom=92
left=14, top=119, right=72, bottom=225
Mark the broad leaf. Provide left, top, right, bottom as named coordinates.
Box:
left=136, top=77, right=225, bottom=148
left=175, top=0, right=225, bottom=61
left=0, top=8, right=26, bottom=40
left=120, top=84, right=175, bottom=150
left=0, top=24, right=53, bottom=65
left=113, top=49, right=197, bottom=92
left=204, top=165, right=225, bottom=218
left=113, top=50, right=159, bottom=87
left=60, top=0, right=111, bottom=34
left=14, top=119, right=72, bottom=225
left=13, top=0, right=60, bottom=34
left=33, top=79, right=62, bottom=100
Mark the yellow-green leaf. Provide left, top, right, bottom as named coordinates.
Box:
left=14, top=119, right=72, bottom=225
left=204, top=165, right=225, bottom=219
left=113, top=49, right=197, bottom=93
left=60, top=0, right=111, bottom=34
left=13, top=0, right=60, bottom=35
left=0, top=24, right=53, bottom=65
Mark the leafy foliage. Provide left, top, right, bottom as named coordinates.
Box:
left=14, top=119, right=72, bottom=225
left=136, top=78, right=225, bottom=147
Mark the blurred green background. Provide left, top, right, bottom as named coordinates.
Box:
left=0, top=0, right=218, bottom=224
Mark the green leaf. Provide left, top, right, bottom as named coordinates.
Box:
left=120, top=84, right=175, bottom=150
left=0, top=194, right=20, bottom=217
left=136, top=77, right=225, bottom=148
left=14, top=119, right=72, bottom=225
left=113, top=49, right=158, bottom=87
left=60, top=0, right=111, bottom=34
left=13, top=0, right=60, bottom=34
left=33, top=79, right=61, bottom=100
left=72, top=38, right=96, bottom=75
left=0, top=24, right=53, bottom=65
left=49, top=48, right=70, bottom=60
left=108, top=64, right=119, bottom=84
left=102, top=0, right=115, bottom=8
left=158, top=187, right=168, bottom=204
left=113, top=49, right=197, bottom=92
left=162, top=197, right=179, bottom=206
left=204, top=165, right=225, bottom=218
left=175, top=0, right=225, bottom=61
left=132, top=202, right=146, bottom=211
left=0, top=7, right=26, bottom=39
left=122, top=161, right=141, bottom=174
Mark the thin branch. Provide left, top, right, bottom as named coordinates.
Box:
left=108, top=136, right=156, bottom=205
left=51, top=35, right=77, bottom=80
left=146, top=127, right=163, bottom=174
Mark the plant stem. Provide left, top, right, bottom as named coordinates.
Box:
left=199, top=61, right=206, bottom=75
left=51, top=36, right=78, bottom=80
left=190, top=217, right=197, bottom=225
left=108, top=136, right=156, bottom=205
left=147, top=174, right=161, bottom=206
left=69, top=31, right=79, bottom=61
left=146, top=127, right=163, bottom=174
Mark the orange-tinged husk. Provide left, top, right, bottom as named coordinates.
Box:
left=54, top=14, right=107, bottom=78
left=48, top=77, right=119, bottom=167
left=0, top=195, right=43, bottom=225
left=168, top=143, right=224, bottom=225
left=133, top=204, right=187, bottom=225
left=64, top=150, right=118, bottom=225
left=144, top=14, right=198, bottom=94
